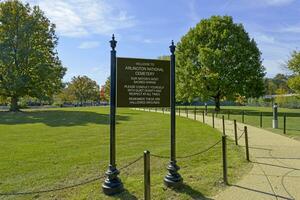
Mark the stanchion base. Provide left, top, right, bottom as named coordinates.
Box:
left=164, top=161, right=183, bottom=188
left=102, top=166, right=123, bottom=195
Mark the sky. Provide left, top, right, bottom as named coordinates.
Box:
left=21, top=0, right=300, bottom=86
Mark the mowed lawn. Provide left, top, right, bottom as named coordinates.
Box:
left=0, top=107, right=250, bottom=200
left=182, top=106, right=300, bottom=140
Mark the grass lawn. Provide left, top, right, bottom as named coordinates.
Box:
left=0, top=107, right=250, bottom=200
left=181, top=106, right=300, bottom=140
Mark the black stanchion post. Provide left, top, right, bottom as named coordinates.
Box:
left=212, top=112, right=215, bottom=128
left=222, top=115, right=225, bottom=136
left=244, top=126, right=250, bottom=161
left=194, top=107, right=196, bottom=120
left=163, top=108, right=164, bottom=114
left=202, top=110, right=205, bottom=123
left=164, top=41, right=182, bottom=188
left=234, top=120, right=238, bottom=145
left=144, top=150, right=150, bottom=200
left=205, top=103, right=208, bottom=116
left=222, top=135, right=228, bottom=185
left=284, top=113, right=286, bottom=134
left=242, top=111, right=245, bottom=123
left=260, top=112, right=262, bottom=128
left=102, top=35, right=123, bottom=195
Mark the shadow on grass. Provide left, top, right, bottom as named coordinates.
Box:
left=0, top=110, right=130, bottom=127
left=112, top=189, right=138, bottom=200
left=174, top=183, right=213, bottom=200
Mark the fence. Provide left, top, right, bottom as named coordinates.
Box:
left=147, top=106, right=295, bottom=135
left=1, top=107, right=253, bottom=199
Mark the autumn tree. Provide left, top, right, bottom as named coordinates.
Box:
left=0, top=0, right=66, bottom=111
left=176, top=16, right=265, bottom=111
left=68, top=76, right=100, bottom=105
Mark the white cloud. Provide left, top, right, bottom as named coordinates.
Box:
left=241, top=0, right=295, bottom=7
left=78, top=41, right=100, bottom=49
left=253, top=33, right=276, bottom=44
left=280, top=25, right=300, bottom=33
left=259, top=0, right=295, bottom=6
left=23, top=0, right=136, bottom=37
left=262, top=0, right=295, bottom=6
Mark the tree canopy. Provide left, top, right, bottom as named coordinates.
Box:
left=287, top=51, right=300, bottom=93
left=0, top=0, right=66, bottom=111
left=67, top=76, right=100, bottom=105
left=176, top=15, right=265, bottom=110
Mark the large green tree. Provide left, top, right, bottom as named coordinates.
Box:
left=0, top=0, right=66, bottom=111
left=68, top=76, right=100, bottom=105
left=287, top=51, right=300, bottom=93
left=176, top=16, right=265, bottom=111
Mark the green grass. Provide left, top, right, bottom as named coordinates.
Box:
left=0, top=107, right=250, bottom=199
left=180, top=106, right=300, bottom=140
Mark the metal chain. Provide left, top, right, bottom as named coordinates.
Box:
left=237, top=131, right=245, bottom=141
left=151, top=140, right=222, bottom=159
left=119, top=156, right=143, bottom=171
left=151, top=153, right=169, bottom=159
left=177, top=139, right=222, bottom=159
left=0, top=156, right=143, bottom=196
left=0, top=175, right=105, bottom=196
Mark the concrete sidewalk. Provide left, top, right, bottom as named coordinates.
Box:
left=188, top=112, right=300, bottom=200
left=141, top=109, right=300, bottom=200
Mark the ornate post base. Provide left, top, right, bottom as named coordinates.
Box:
left=164, top=161, right=183, bottom=188
left=102, top=165, right=123, bottom=195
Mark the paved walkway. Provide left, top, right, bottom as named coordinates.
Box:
left=186, top=111, right=300, bottom=200
left=142, top=109, right=300, bottom=200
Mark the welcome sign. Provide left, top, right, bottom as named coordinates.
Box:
left=117, top=57, right=170, bottom=107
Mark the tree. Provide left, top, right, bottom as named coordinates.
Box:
left=264, top=74, right=292, bottom=95
left=176, top=15, right=265, bottom=111
left=0, top=0, right=66, bottom=111
left=287, top=51, right=300, bottom=93
left=55, top=85, right=76, bottom=104
left=288, top=76, right=300, bottom=93
left=103, top=77, right=110, bottom=102
left=68, top=76, right=100, bottom=105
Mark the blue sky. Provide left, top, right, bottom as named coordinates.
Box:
left=23, top=0, right=300, bottom=86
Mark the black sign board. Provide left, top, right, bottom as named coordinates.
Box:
left=117, top=57, right=170, bottom=107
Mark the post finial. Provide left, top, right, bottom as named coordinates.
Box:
left=110, top=34, right=117, bottom=50
left=169, top=40, right=176, bottom=54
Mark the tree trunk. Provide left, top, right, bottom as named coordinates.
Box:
left=214, top=94, right=221, bottom=112
left=10, top=96, right=19, bottom=112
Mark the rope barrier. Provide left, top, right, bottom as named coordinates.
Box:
left=151, top=139, right=222, bottom=159
left=0, top=156, right=143, bottom=196
left=237, top=131, right=245, bottom=141
left=177, top=139, right=222, bottom=159
left=0, top=175, right=105, bottom=196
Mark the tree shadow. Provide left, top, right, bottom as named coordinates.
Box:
left=0, top=110, right=130, bottom=127
left=174, top=183, right=214, bottom=200
left=230, top=184, right=293, bottom=200
left=111, top=189, right=138, bottom=200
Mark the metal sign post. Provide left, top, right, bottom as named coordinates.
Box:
left=102, top=35, right=123, bottom=195
left=164, top=41, right=183, bottom=188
